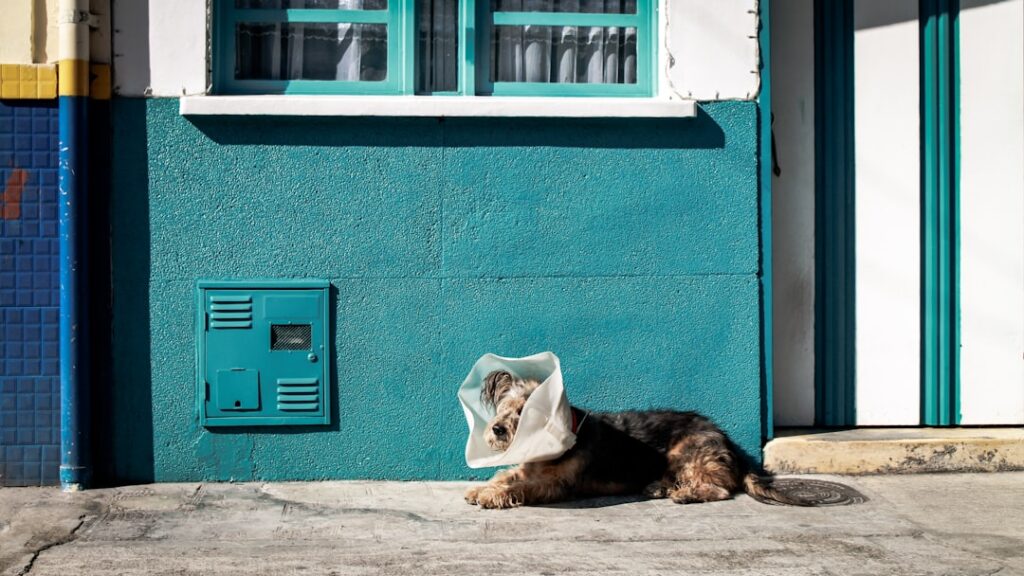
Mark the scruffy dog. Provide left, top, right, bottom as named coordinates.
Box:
left=465, top=370, right=803, bottom=509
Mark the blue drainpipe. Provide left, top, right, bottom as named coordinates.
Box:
left=58, top=0, right=91, bottom=491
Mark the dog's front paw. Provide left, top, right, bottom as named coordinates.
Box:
left=475, top=486, right=523, bottom=509
left=464, top=486, right=483, bottom=505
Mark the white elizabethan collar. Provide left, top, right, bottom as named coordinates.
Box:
left=458, top=352, right=577, bottom=469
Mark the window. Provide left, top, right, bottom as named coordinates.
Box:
left=214, top=1, right=656, bottom=96
left=485, top=0, right=648, bottom=96
left=218, top=0, right=405, bottom=95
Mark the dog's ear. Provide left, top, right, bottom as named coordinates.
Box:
left=481, top=370, right=514, bottom=408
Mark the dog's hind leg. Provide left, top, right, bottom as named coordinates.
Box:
left=664, top=436, right=740, bottom=504
left=642, top=478, right=673, bottom=499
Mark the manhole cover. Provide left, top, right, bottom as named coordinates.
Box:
left=761, top=479, right=868, bottom=506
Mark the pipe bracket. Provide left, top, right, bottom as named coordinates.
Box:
left=57, top=8, right=100, bottom=28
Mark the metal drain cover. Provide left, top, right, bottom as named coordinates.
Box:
left=762, top=479, right=868, bottom=506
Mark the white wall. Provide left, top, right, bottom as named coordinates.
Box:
left=113, top=0, right=208, bottom=96
left=771, top=0, right=815, bottom=426
left=114, top=1, right=761, bottom=99
left=959, top=0, right=1024, bottom=425
left=0, top=0, right=99, bottom=65
left=853, top=0, right=922, bottom=425
left=771, top=2, right=926, bottom=427
left=0, top=0, right=34, bottom=64
left=666, top=0, right=761, bottom=100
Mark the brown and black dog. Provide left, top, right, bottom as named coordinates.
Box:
left=465, top=370, right=805, bottom=509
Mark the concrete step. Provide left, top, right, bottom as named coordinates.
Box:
left=764, top=427, right=1024, bottom=474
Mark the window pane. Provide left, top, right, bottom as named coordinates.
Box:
left=235, top=0, right=388, bottom=9
left=490, top=0, right=635, bottom=14
left=490, top=25, right=636, bottom=83
left=417, top=0, right=459, bottom=93
left=236, top=23, right=388, bottom=81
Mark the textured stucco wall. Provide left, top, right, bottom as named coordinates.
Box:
left=108, top=98, right=763, bottom=482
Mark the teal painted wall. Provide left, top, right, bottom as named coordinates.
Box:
left=106, top=98, right=763, bottom=482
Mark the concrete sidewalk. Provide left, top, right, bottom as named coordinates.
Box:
left=1, top=473, right=1022, bottom=576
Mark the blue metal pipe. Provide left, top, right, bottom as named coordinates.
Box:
left=59, top=93, right=90, bottom=490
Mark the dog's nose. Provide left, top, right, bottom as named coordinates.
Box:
left=491, top=424, right=507, bottom=438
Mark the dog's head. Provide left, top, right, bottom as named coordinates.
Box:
left=480, top=370, right=541, bottom=452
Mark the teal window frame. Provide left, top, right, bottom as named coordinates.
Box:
left=214, top=1, right=414, bottom=95
left=214, top=1, right=656, bottom=97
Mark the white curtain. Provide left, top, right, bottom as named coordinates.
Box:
left=493, top=0, right=638, bottom=84
left=335, top=0, right=364, bottom=81
left=236, top=0, right=387, bottom=82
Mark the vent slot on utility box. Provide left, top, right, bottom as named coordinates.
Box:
left=209, top=295, right=253, bottom=329
left=277, top=378, right=320, bottom=412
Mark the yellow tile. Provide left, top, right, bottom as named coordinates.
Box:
left=38, top=81, right=56, bottom=99
left=1, top=64, right=18, bottom=81
left=38, top=65, right=57, bottom=84
left=0, top=64, right=60, bottom=99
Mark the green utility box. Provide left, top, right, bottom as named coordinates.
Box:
left=196, top=280, right=331, bottom=427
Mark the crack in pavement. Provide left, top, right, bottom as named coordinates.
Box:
left=16, top=514, right=90, bottom=576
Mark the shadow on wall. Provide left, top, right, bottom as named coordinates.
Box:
left=111, top=0, right=151, bottom=95
left=32, top=0, right=50, bottom=62
left=88, top=100, right=117, bottom=486
left=100, top=98, right=155, bottom=485
left=855, top=0, right=1011, bottom=30
left=185, top=109, right=727, bottom=151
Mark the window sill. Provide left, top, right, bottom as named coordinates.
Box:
left=178, top=95, right=699, bottom=119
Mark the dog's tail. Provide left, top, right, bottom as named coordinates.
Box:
left=743, top=473, right=814, bottom=506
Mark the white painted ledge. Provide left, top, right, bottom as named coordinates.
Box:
left=179, top=95, right=699, bottom=119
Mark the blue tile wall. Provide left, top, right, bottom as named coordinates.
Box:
left=0, top=100, right=60, bottom=486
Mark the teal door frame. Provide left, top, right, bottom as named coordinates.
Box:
left=760, top=0, right=774, bottom=442
left=813, top=0, right=856, bottom=427
left=809, top=0, right=963, bottom=428
left=919, top=0, right=961, bottom=426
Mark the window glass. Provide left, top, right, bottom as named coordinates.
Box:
left=235, top=23, right=388, bottom=81
left=417, top=0, right=459, bottom=93
left=491, top=25, right=637, bottom=84
left=490, top=0, right=636, bottom=14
